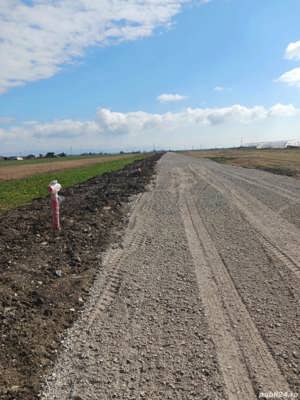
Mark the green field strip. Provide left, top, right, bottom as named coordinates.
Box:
left=0, top=155, right=144, bottom=213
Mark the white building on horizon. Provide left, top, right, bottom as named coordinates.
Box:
left=244, top=139, right=300, bottom=149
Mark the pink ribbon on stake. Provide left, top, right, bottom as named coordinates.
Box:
left=48, top=180, right=62, bottom=230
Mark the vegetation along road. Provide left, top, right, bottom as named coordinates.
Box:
left=41, top=153, right=300, bottom=399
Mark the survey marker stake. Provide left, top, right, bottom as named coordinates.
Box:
left=48, top=180, right=62, bottom=230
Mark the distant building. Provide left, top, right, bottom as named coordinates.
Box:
left=286, top=139, right=300, bottom=148
left=5, top=156, right=24, bottom=160
left=244, top=140, right=300, bottom=149
left=256, top=140, right=287, bottom=149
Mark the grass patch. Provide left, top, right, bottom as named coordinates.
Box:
left=0, top=155, right=144, bottom=213
left=207, top=156, right=236, bottom=164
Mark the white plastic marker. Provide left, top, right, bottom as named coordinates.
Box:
left=48, top=180, right=62, bottom=230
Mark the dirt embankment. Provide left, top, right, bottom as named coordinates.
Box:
left=0, top=154, right=162, bottom=400
left=0, top=155, right=135, bottom=181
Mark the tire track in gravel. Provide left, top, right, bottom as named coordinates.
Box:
left=177, top=167, right=290, bottom=399
left=207, top=162, right=300, bottom=229
left=200, top=160, right=300, bottom=230
left=182, top=156, right=300, bottom=393
left=85, top=192, right=150, bottom=330
left=211, top=165, right=300, bottom=205
left=201, top=156, right=300, bottom=196
left=188, top=164, right=300, bottom=279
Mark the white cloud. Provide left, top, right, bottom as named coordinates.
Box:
left=285, top=40, right=300, bottom=60
left=277, top=67, right=300, bottom=88
left=0, top=0, right=196, bottom=93
left=1, top=104, right=300, bottom=140
left=157, top=93, right=188, bottom=103
left=95, top=104, right=270, bottom=134
left=214, top=86, right=224, bottom=92
left=277, top=40, right=300, bottom=88
left=269, top=103, right=300, bottom=117
left=1, top=103, right=300, bottom=155
left=31, top=119, right=100, bottom=138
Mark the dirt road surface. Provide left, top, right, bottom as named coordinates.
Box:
left=41, top=153, right=300, bottom=399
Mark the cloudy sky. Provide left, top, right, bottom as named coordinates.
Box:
left=1, top=0, right=300, bottom=155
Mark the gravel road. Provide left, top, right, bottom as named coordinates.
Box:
left=41, top=153, right=300, bottom=400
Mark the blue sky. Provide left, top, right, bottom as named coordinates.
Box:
left=1, top=0, right=300, bottom=154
